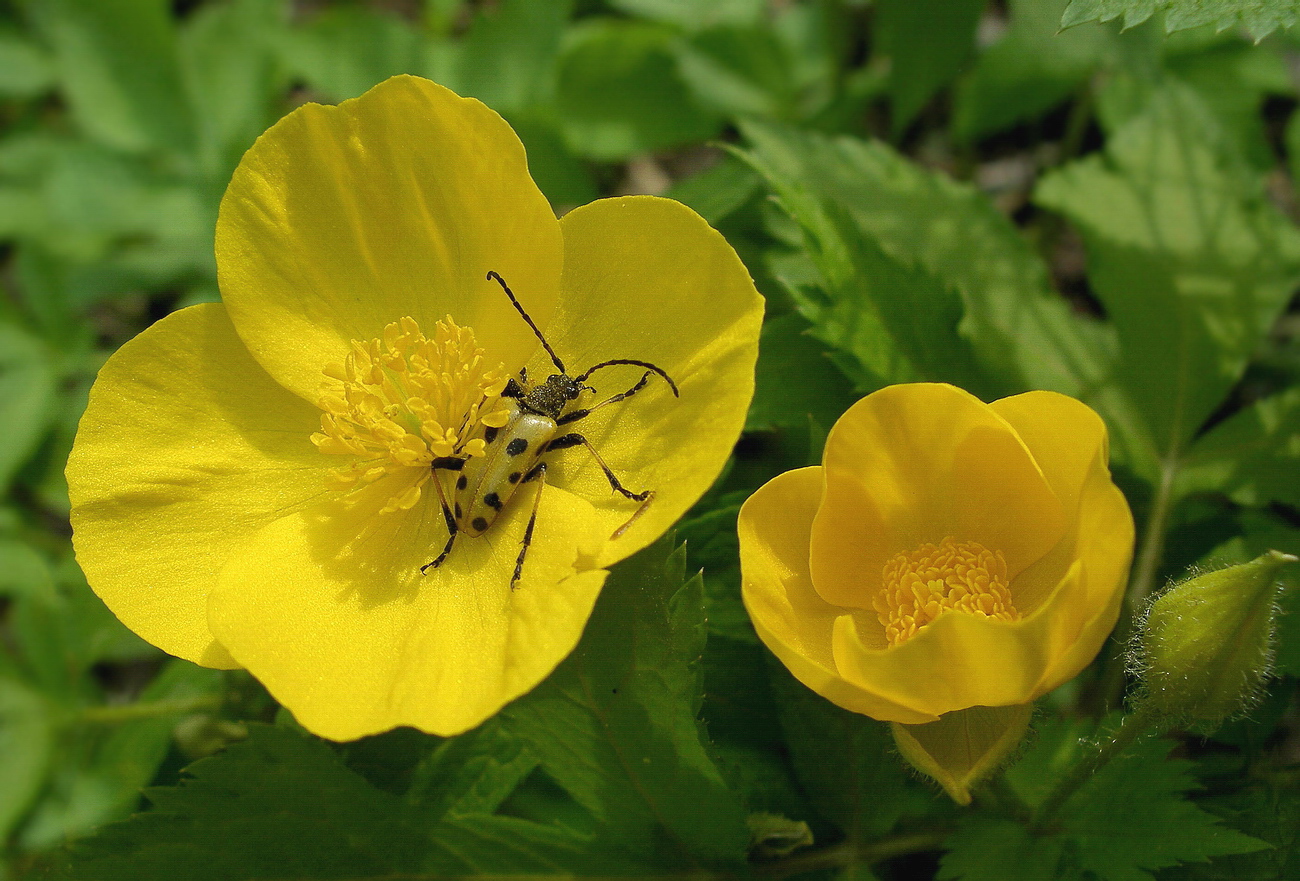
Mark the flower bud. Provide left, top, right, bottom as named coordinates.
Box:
left=1135, top=550, right=1296, bottom=730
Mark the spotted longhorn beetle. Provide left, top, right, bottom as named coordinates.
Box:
left=422, top=270, right=679, bottom=589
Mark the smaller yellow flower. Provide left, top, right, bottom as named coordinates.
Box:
left=740, top=383, right=1134, bottom=723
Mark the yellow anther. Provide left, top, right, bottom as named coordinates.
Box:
left=875, top=537, right=1019, bottom=646
left=313, top=316, right=513, bottom=508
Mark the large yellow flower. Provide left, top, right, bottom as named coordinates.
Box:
left=66, top=76, right=762, bottom=740
left=740, top=383, right=1133, bottom=724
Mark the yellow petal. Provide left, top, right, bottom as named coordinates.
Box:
left=541, top=195, right=763, bottom=568
left=991, top=391, right=1134, bottom=690
left=739, top=467, right=935, bottom=723
left=810, top=383, right=1065, bottom=613
left=208, top=472, right=608, bottom=739
left=216, top=75, right=563, bottom=400
left=67, top=304, right=331, bottom=668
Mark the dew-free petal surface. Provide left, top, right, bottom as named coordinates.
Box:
left=67, top=304, right=331, bottom=668
left=540, top=196, right=763, bottom=567
left=209, top=474, right=608, bottom=739
left=811, top=383, right=1065, bottom=612
left=739, top=467, right=931, bottom=723
left=217, top=75, right=563, bottom=400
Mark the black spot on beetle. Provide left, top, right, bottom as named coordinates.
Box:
left=484, top=426, right=499, bottom=444
left=472, top=516, right=489, bottom=532
left=506, top=437, right=528, bottom=457
left=454, top=503, right=463, bottom=520
left=508, top=471, right=521, bottom=484
left=456, top=475, right=468, bottom=491
left=485, top=492, right=502, bottom=510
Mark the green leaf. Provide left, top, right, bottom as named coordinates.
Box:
left=875, top=0, right=986, bottom=133
left=501, top=537, right=750, bottom=871
left=939, top=819, right=1074, bottom=881
left=436, top=0, right=571, bottom=114
left=1061, top=0, right=1300, bottom=40
left=954, top=0, right=1113, bottom=142
left=277, top=6, right=421, bottom=103
left=0, top=676, right=54, bottom=842
left=45, top=725, right=435, bottom=880
left=1005, top=720, right=1268, bottom=881
left=178, top=0, right=287, bottom=183
left=747, top=313, right=857, bottom=432
left=405, top=718, right=539, bottom=821
left=665, top=154, right=760, bottom=226
left=608, top=0, right=766, bottom=31
left=739, top=122, right=1112, bottom=399
left=674, top=24, right=802, bottom=120
left=0, top=26, right=55, bottom=98
left=554, top=19, right=724, bottom=160
left=767, top=662, right=918, bottom=846
left=0, top=320, right=55, bottom=490
left=19, top=660, right=224, bottom=851
left=1035, top=84, right=1300, bottom=474
left=28, top=0, right=195, bottom=155
left=1176, top=387, right=1300, bottom=508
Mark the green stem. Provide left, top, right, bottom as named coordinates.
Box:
left=755, top=830, right=950, bottom=879
left=79, top=695, right=223, bottom=724
left=1032, top=703, right=1162, bottom=830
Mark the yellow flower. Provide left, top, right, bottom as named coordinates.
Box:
left=740, top=383, right=1133, bottom=724
left=66, top=76, right=763, bottom=740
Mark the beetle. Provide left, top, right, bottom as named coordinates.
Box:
left=421, top=270, right=679, bottom=589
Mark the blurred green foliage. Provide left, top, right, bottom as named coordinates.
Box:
left=0, top=0, right=1298, bottom=879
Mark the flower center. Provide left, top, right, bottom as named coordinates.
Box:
left=874, top=537, right=1020, bottom=646
left=311, top=316, right=512, bottom=513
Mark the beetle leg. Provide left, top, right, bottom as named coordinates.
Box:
left=556, top=371, right=653, bottom=426
left=421, top=458, right=465, bottom=574
left=545, top=432, right=654, bottom=540
left=512, top=461, right=548, bottom=590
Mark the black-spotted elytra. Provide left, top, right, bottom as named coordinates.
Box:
left=422, top=271, right=679, bottom=589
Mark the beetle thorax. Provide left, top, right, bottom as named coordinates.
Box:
left=520, top=374, right=582, bottom=419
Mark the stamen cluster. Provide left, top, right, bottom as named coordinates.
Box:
left=312, top=316, right=511, bottom=512
left=875, top=537, right=1019, bottom=646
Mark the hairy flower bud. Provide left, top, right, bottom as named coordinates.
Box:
left=1135, top=550, right=1297, bottom=730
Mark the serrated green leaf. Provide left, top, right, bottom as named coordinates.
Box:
left=1036, top=84, right=1300, bottom=475
left=1065, top=735, right=1268, bottom=880
left=502, top=537, right=750, bottom=871
left=1007, top=720, right=1268, bottom=881
left=739, top=122, right=1112, bottom=400
left=875, top=0, right=985, bottom=133
left=674, top=24, right=801, bottom=120
left=28, top=0, right=195, bottom=155
left=554, top=19, right=724, bottom=160
left=45, top=725, right=432, bottom=880
left=1061, top=0, right=1300, bottom=40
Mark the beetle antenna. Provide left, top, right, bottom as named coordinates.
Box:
left=486, top=271, right=565, bottom=374
left=574, top=359, right=679, bottom=397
